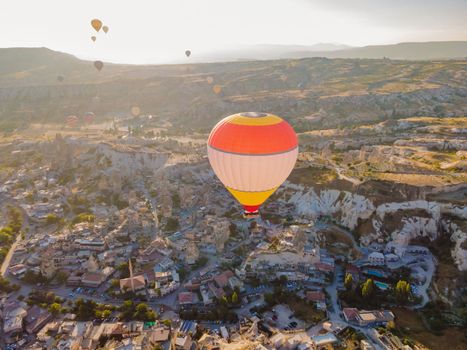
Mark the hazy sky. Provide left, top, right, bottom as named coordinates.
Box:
left=1, top=0, right=466, bottom=63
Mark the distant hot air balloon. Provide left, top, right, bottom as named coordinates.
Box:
left=94, top=61, right=103, bottom=71
left=131, top=106, right=141, bottom=116
left=212, top=85, right=222, bottom=95
left=206, top=76, right=214, bottom=84
left=83, top=112, right=95, bottom=124
left=102, top=25, right=109, bottom=33
left=91, top=19, right=102, bottom=32
left=91, top=36, right=97, bottom=42
left=185, top=50, right=191, bottom=58
left=66, top=115, right=79, bottom=128
left=57, top=75, right=64, bottom=83
left=207, top=112, right=298, bottom=217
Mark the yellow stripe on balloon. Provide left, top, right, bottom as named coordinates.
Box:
left=227, top=114, right=283, bottom=126
left=226, top=187, right=278, bottom=206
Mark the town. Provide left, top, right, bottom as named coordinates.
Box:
left=1, top=127, right=465, bottom=350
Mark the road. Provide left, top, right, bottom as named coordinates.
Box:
left=0, top=198, right=29, bottom=277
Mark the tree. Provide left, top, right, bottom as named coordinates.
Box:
left=361, top=279, right=374, bottom=298
left=344, top=273, right=353, bottom=291
left=45, top=214, right=60, bottom=225
left=165, top=217, right=179, bottom=232
left=231, top=291, right=238, bottom=304
left=49, top=303, right=61, bottom=316
left=110, top=279, right=120, bottom=288
left=102, top=309, right=112, bottom=319
left=56, top=270, right=69, bottom=284
left=395, top=280, right=411, bottom=304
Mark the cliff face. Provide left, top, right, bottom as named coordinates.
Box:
left=288, top=187, right=374, bottom=230
left=95, top=143, right=169, bottom=176
left=287, top=185, right=467, bottom=271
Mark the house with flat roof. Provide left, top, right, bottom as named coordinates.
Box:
left=343, top=308, right=394, bottom=327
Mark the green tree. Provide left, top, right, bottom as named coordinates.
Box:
left=231, top=291, right=239, bottom=304
left=102, top=309, right=112, bottom=319
left=344, top=273, right=353, bottom=291
left=49, top=303, right=61, bottom=316
left=395, top=280, right=411, bottom=304
left=361, top=278, right=374, bottom=298
left=165, top=217, right=179, bottom=232
left=56, top=270, right=69, bottom=284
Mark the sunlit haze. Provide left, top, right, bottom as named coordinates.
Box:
left=1, top=0, right=466, bottom=63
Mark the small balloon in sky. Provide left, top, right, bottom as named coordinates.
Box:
left=131, top=106, right=141, bottom=116
left=206, top=76, right=214, bottom=84
left=91, top=19, right=103, bottom=32
left=83, top=112, right=95, bottom=124
left=94, top=60, right=104, bottom=71
left=91, top=36, right=97, bottom=42
left=212, top=85, right=222, bottom=95
left=185, top=50, right=191, bottom=58
left=57, top=75, right=64, bottom=82
left=66, top=115, right=79, bottom=127
left=102, top=25, right=109, bottom=33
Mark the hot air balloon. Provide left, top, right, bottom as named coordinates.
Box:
left=57, top=75, right=64, bottom=83
left=91, top=19, right=102, bottom=32
left=206, top=76, right=214, bottom=84
left=94, top=61, right=103, bottom=71
left=212, top=85, right=222, bottom=95
left=83, top=112, right=95, bottom=124
left=207, top=112, right=298, bottom=217
left=185, top=50, right=191, bottom=58
left=66, top=115, right=79, bottom=128
left=131, top=106, right=141, bottom=116
left=91, top=36, right=97, bottom=42
left=102, top=25, right=109, bottom=33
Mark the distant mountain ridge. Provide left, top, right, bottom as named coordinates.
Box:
left=194, top=41, right=467, bottom=62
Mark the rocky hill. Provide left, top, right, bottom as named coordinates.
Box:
left=0, top=48, right=466, bottom=133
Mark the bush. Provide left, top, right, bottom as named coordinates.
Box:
left=165, top=217, right=179, bottom=232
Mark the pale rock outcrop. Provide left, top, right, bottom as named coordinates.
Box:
left=370, top=200, right=467, bottom=271
left=288, top=188, right=374, bottom=230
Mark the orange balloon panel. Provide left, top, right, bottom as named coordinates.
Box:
left=207, top=112, right=298, bottom=214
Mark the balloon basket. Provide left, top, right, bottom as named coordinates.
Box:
left=243, top=211, right=259, bottom=219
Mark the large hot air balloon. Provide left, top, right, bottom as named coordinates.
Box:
left=94, top=60, right=103, bottom=71
left=185, top=50, right=191, bottom=58
left=207, top=112, right=298, bottom=217
left=91, top=19, right=102, bottom=32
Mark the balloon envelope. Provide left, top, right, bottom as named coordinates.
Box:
left=212, top=85, right=222, bottom=94
left=185, top=50, right=191, bottom=57
left=91, top=19, right=102, bottom=32
left=131, top=106, right=141, bottom=116
left=57, top=75, right=64, bottom=82
left=207, top=112, right=298, bottom=216
left=102, top=25, right=109, bottom=33
left=83, top=112, right=95, bottom=124
left=66, top=115, right=79, bottom=127
left=94, top=61, right=103, bottom=71
left=91, top=36, right=96, bottom=42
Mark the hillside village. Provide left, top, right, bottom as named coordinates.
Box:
left=0, top=110, right=465, bottom=350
